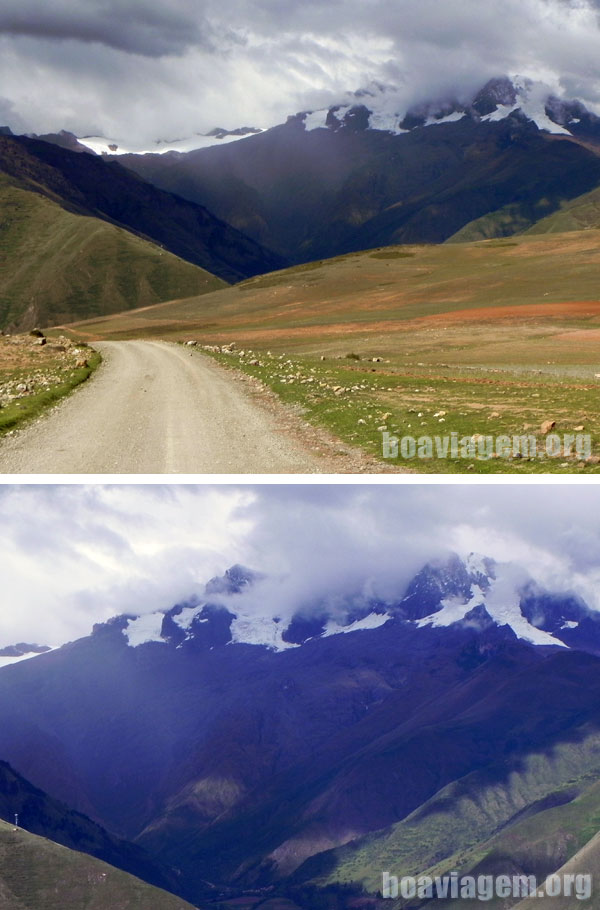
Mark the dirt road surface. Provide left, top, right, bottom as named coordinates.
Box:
left=0, top=341, right=344, bottom=474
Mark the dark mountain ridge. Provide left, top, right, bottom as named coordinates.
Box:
left=0, top=555, right=599, bottom=905
left=103, top=77, right=600, bottom=262
left=0, top=133, right=286, bottom=284
left=0, top=759, right=184, bottom=897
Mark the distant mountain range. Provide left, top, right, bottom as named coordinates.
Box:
left=5, top=74, right=600, bottom=329
left=87, top=76, right=600, bottom=262
left=1, top=556, right=600, bottom=907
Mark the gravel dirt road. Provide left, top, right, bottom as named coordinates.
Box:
left=0, top=341, right=340, bottom=474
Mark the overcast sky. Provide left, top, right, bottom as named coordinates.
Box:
left=1, top=483, right=600, bottom=648
left=0, top=0, right=599, bottom=143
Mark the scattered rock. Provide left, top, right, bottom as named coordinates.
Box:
left=541, top=419, right=556, bottom=434
left=574, top=425, right=585, bottom=432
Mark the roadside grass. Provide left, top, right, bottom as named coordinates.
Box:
left=0, top=348, right=101, bottom=436
left=203, top=347, right=600, bottom=474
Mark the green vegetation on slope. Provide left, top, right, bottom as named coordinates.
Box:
left=525, top=184, right=600, bottom=234
left=453, top=181, right=600, bottom=241
left=305, top=731, right=600, bottom=894
left=0, top=818, right=197, bottom=910
left=513, top=831, right=600, bottom=910
left=0, top=172, right=226, bottom=331
left=445, top=203, right=539, bottom=242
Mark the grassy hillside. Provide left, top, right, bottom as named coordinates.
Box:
left=66, top=230, right=600, bottom=473
left=69, top=230, right=600, bottom=350
left=303, top=730, right=600, bottom=894
left=0, top=818, right=198, bottom=910
left=0, top=759, right=181, bottom=895
left=526, top=184, right=600, bottom=234
left=0, top=134, right=286, bottom=285
left=513, top=832, right=600, bottom=910
left=424, top=780, right=600, bottom=909
left=452, top=183, right=600, bottom=241
left=0, top=172, right=226, bottom=331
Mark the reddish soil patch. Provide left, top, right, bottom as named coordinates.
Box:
left=162, top=300, right=600, bottom=345
left=551, top=327, right=600, bottom=344
left=421, top=300, right=600, bottom=323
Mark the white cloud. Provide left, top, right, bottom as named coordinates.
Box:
left=0, top=0, right=599, bottom=143
left=1, top=484, right=600, bottom=649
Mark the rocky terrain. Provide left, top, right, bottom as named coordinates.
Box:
left=0, top=331, right=98, bottom=434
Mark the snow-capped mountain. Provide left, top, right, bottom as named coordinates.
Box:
left=0, top=642, right=51, bottom=669
left=1, top=557, right=600, bottom=902
left=80, top=75, right=600, bottom=157
left=116, top=556, right=600, bottom=657
left=300, top=75, right=600, bottom=140
left=75, top=125, right=263, bottom=156
left=102, top=74, right=600, bottom=263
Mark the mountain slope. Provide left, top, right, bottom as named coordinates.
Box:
left=110, top=78, right=600, bottom=262
left=299, top=732, right=600, bottom=892
left=524, top=184, right=600, bottom=234
left=0, top=133, right=286, bottom=290
left=1, top=558, right=600, bottom=906
left=0, top=817, right=197, bottom=910
left=513, top=831, right=600, bottom=910
left=0, top=170, right=225, bottom=331
left=0, top=760, right=181, bottom=896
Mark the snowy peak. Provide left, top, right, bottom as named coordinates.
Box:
left=120, top=565, right=392, bottom=652
left=413, top=554, right=600, bottom=651
left=0, top=642, right=52, bottom=669
left=301, top=76, right=600, bottom=140
left=397, top=552, right=495, bottom=621
left=471, top=76, right=517, bottom=115
left=116, top=556, right=600, bottom=657
left=75, top=126, right=263, bottom=156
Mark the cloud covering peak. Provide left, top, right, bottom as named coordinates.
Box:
left=1, top=484, right=600, bottom=650
left=0, top=0, right=599, bottom=144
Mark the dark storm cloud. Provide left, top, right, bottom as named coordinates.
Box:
left=0, top=1, right=215, bottom=56
left=1, top=0, right=599, bottom=142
